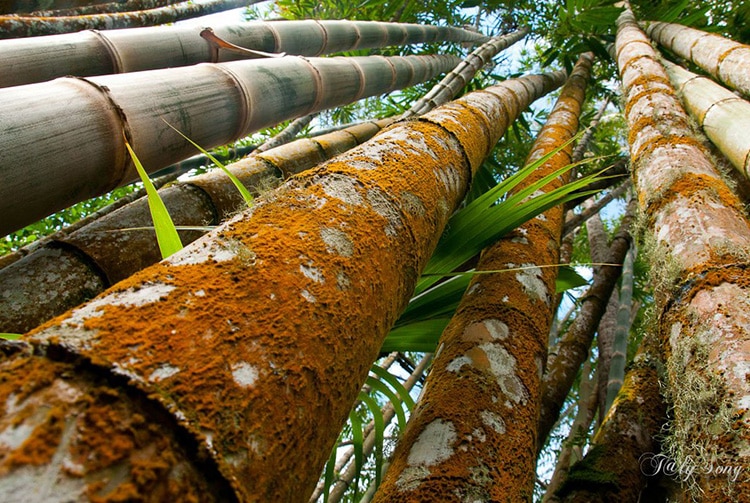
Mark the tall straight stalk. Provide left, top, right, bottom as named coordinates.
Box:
left=0, top=20, right=487, bottom=88
left=617, top=8, right=750, bottom=499
left=0, top=52, right=460, bottom=235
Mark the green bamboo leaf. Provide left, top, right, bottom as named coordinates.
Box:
left=349, top=405, right=364, bottom=500
left=358, top=392, right=385, bottom=486
left=555, top=265, right=589, bottom=293
left=369, top=365, right=416, bottom=411
left=164, top=121, right=254, bottom=207
left=381, top=319, right=451, bottom=353
left=0, top=333, right=22, bottom=341
left=366, top=375, right=407, bottom=432
left=396, top=273, right=472, bottom=327
left=125, top=142, right=183, bottom=259
left=322, top=442, right=338, bottom=503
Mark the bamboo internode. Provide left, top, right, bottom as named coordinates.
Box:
left=0, top=53, right=461, bottom=235
left=0, top=19, right=488, bottom=87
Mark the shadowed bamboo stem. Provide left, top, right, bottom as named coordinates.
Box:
left=0, top=0, right=257, bottom=38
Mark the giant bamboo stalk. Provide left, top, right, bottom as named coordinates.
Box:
left=0, top=0, right=110, bottom=14
left=644, top=20, right=750, bottom=98
left=660, top=58, right=750, bottom=180
left=373, top=54, right=592, bottom=502
left=28, top=0, right=180, bottom=16
left=0, top=52, right=461, bottom=235
left=617, top=8, right=750, bottom=499
left=0, top=71, right=565, bottom=501
left=0, top=0, right=256, bottom=39
left=0, top=19, right=488, bottom=88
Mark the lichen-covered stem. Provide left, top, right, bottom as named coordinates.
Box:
left=556, top=331, right=666, bottom=502
left=617, top=9, right=750, bottom=499
left=3, top=71, right=564, bottom=501
left=538, top=202, right=634, bottom=452
left=373, top=54, right=592, bottom=502
left=644, top=20, right=750, bottom=98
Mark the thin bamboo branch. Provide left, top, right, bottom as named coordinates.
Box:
left=562, top=179, right=631, bottom=238
left=0, top=0, right=257, bottom=39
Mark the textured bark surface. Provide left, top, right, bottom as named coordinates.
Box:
left=618, top=9, right=750, bottom=500
left=373, top=54, right=591, bottom=502
left=0, top=119, right=391, bottom=334
left=1, top=72, right=564, bottom=501
left=645, top=20, right=750, bottom=98
left=557, top=331, right=667, bottom=502
left=0, top=53, right=460, bottom=235
left=0, top=19, right=487, bottom=88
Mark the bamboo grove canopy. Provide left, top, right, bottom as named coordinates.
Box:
left=1, top=1, right=750, bottom=502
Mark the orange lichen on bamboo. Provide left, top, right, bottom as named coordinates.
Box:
left=375, top=55, right=590, bottom=502
left=0, top=354, right=224, bottom=501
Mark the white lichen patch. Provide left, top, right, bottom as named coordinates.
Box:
left=355, top=136, right=407, bottom=162
left=336, top=271, right=351, bottom=290
left=514, top=264, right=549, bottom=305
left=435, top=164, right=463, bottom=198
left=406, top=419, right=457, bottom=467
left=467, top=282, right=482, bottom=295
left=479, top=342, right=528, bottom=406
left=301, top=289, right=316, bottom=303
left=193, top=289, right=206, bottom=297
left=480, top=410, right=506, bottom=434
left=367, top=188, right=402, bottom=236
left=484, top=319, right=509, bottom=340
left=231, top=362, right=259, bottom=389
left=400, top=191, right=426, bottom=217
left=300, top=263, right=324, bottom=283
left=0, top=423, right=35, bottom=450
left=446, top=355, right=473, bottom=373
left=318, top=176, right=363, bottom=206
left=320, top=227, right=354, bottom=257
left=167, top=236, right=242, bottom=266
left=396, top=465, right=431, bottom=492
left=148, top=363, right=181, bottom=383
left=462, top=319, right=509, bottom=343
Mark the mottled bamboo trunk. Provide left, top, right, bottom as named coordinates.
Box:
left=373, top=53, right=592, bottom=502
left=0, top=20, right=487, bottom=88
left=0, top=71, right=564, bottom=501
left=0, top=53, right=460, bottom=235
left=538, top=202, right=634, bottom=451
left=617, top=8, right=750, bottom=500
left=644, top=20, right=750, bottom=97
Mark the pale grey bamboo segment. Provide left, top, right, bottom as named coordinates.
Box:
left=0, top=20, right=487, bottom=88
left=645, top=21, right=750, bottom=98
left=403, top=26, right=529, bottom=118
left=0, top=53, right=461, bottom=235
left=605, top=245, right=635, bottom=413
left=662, top=58, right=750, bottom=179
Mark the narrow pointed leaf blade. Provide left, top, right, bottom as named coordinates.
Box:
left=125, top=142, right=183, bottom=259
